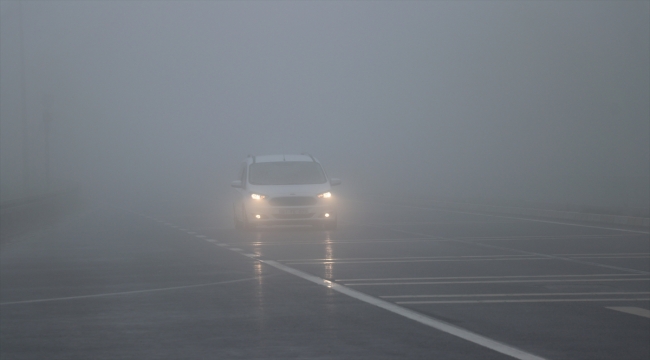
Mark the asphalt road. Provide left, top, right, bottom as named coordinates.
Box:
left=1, top=197, right=649, bottom=359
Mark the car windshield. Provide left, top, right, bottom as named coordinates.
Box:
left=248, top=162, right=327, bottom=185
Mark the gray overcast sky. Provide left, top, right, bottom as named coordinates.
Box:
left=1, top=1, right=648, bottom=208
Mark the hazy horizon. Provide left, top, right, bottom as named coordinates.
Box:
left=1, top=1, right=648, bottom=209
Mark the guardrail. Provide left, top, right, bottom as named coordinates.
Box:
left=0, top=187, right=84, bottom=243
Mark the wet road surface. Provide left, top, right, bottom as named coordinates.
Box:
left=1, top=198, right=649, bottom=359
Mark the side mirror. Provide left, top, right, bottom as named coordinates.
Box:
left=329, top=178, right=341, bottom=186
left=231, top=180, right=242, bottom=188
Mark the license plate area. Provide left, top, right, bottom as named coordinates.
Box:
left=277, top=208, right=309, bottom=215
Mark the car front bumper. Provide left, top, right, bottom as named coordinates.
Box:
left=244, top=202, right=336, bottom=227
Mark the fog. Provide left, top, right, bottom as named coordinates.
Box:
left=1, top=1, right=648, bottom=211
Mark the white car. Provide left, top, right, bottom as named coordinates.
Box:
left=231, top=154, right=340, bottom=230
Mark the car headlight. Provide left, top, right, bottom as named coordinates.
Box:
left=251, top=193, right=266, bottom=200
left=317, top=192, right=332, bottom=199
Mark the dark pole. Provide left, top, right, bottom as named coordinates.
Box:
left=19, top=1, right=29, bottom=195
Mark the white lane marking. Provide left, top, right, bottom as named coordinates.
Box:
left=339, top=273, right=644, bottom=282
left=445, top=234, right=635, bottom=241
left=386, top=227, right=650, bottom=275
left=195, top=235, right=207, bottom=238
left=451, top=236, right=644, bottom=242
left=385, top=202, right=650, bottom=235
left=280, top=254, right=534, bottom=262
left=356, top=220, right=518, bottom=225
left=281, top=252, right=650, bottom=263
left=205, top=239, right=218, bottom=243
left=187, top=232, right=197, bottom=235
left=284, top=257, right=548, bottom=265
left=382, top=292, right=650, bottom=299
left=477, top=237, right=642, bottom=242
left=606, top=307, right=650, bottom=319
left=558, top=252, right=650, bottom=257
left=248, top=238, right=446, bottom=246
left=179, top=228, right=188, bottom=231
left=398, top=298, right=650, bottom=305
left=243, top=253, right=258, bottom=257
left=216, top=244, right=228, bottom=247
left=570, top=254, right=650, bottom=259
left=260, top=259, right=547, bottom=360
left=348, top=199, right=649, bottom=235
left=0, top=277, right=261, bottom=306
left=260, top=244, right=647, bottom=268
left=345, top=278, right=649, bottom=286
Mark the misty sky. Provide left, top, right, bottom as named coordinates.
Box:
left=1, top=1, right=648, bottom=208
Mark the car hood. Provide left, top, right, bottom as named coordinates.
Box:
left=246, top=183, right=331, bottom=197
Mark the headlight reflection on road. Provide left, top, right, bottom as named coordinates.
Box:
left=252, top=232, right=265, bottom=327
left=254, top=261, right=263, bottom=284
left=252, top=242, right=262, bottom=258
left=253, top=260, right=266, bottom=332
left=325, top=233, right=333, bottom=281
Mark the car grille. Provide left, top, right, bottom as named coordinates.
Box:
left=268, top=196, right=316, bottom=206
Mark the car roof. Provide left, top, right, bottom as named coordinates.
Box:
left=247, top=154, right=318, bottom=164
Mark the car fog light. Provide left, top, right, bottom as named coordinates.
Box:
left=324, top=213, right=330, bottom=218
left=255, top=214, right=261, bottom=219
